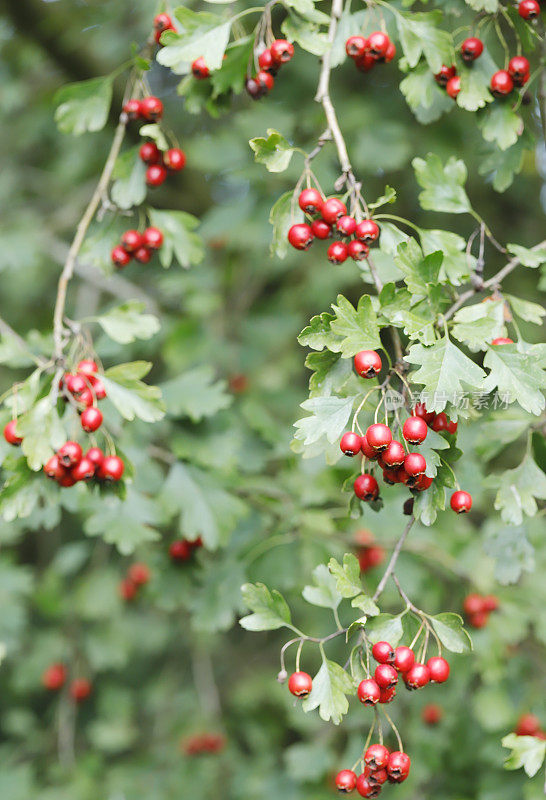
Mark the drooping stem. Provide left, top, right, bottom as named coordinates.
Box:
left=373, top=516, right=415, bottom=601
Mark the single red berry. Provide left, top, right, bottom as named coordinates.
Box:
left=258, top=48, right=276, bottom=72
left=431, top=412, right=448, bottom=432
left=42, top=663, right=67, bottom=691
left=270, top=39, right=294, bottom=65
left=119, top=577, right=137, bottom=601
left=192, top=57, right=210, bottom=79
left=518, top=0, right=540, bottom=19
left=402, top=416, right=428, bottom=444
left=364, top=743, right=390, bottom=769
left=414, top=402, right=435, bottom=423
left=346, top=35, right=367, bottom=58
left=366, top=766, right=388, bottom=786
left=358, top=545, right=385, bottom=571
left=357, top=678, right=381, bottom=706
left=515, top=713, right=541, bottom=737
left=3, top=419, right=22, bottom=445
left=348, top=240, right=370, bottom=261
left=122, top=98, right=141, bottom=119
left=146, top=164, right=168, bottom=187
left=340, top=431, right=362, bottom=457
left=372, top=641, right=395, bottom=664
left=491, top=336, right=514, bottom=345
left=337, top=216, right=357, bottom=236
left=483, top=594, right=499, bottom=612
left=360, top=434, right=379, bottom=460
left=405, top=662, right=430, bottom=689
left=140, top=96, right=163, bottom=121
left=447, top=420, right=458, bottom=434
left=321, top=197, right=347, bottom=224
left=153, top=13, right=173, bottom=32
left=164, top=148, right=186, bottom=171
left=311, top=219, right=332, bottom=239
left=97, top=455, right=124, bottom=482
left=70, top=678, right=92, bottom=703
left=446, top=75, right=461, bottom=99
left=434, top=65, right=457, bottom=87
left=508, top=56, right=530, bottom=86
left=394, top=646, right=415, bottom=673
left=374, top=663, right=398, bottom=689
left=451, top=490, right=472, bottom=513
left=355, top=776, right=380, bottom=798
left=169, top=539, right=192, bottom=561
left=491, top=70, right=514, bottom=96
left=355, top=52, right=376, bottom=72
left=245, top=77, right=262, bottom=99
left=354, top=473, right=379, bottom=501
left=464, top=594, right=485, bottom=615
left=355, top=219, right=380, bottom=243
left=143, top=227, right=164, bottom=249
left=423, top=703, right=443, bottom=725
left=469, top=610, right=489, bottom=628
left=378, top=685, right=396, bottom=704
left=412, top=473, right=433, bottom=492
left=366, top=31, right=390, bottom=59
left=461, top=37, right=483, bottom=62
left=134, top=246, right=152, bottom=264
left=111, top=245, right=131, bottom=268
left=328, top=241, right=349, bottom=264
left=71, top=456, right=96, bottom=482
left=77, top=387, right=94, bottom=408
left=65, top=373, right=87, bottom=395
left=80, top=407, right=103, bottom=433
left=404, top=452, right=426, bottom=478
left=366, top=423, right=392, bottom=452
left=336, top=769, right=358, bottom=793
left=288, top=671, right=313, bottom=697
left=256, top=70, right=275, bottom=93
left=288, top=223, right=314, bottom=250
left=354, top=350, right=382, bottom=378
left=57, top=441, right=82, bottom=467
left=128, top=562, right=150, bottom=586
left=77, top=359, right=97, bottom=377
left=298, top=188, right=323, bottom=215
left=427, top=656, right=450, bottom=683
left=382, top=440, right=406, bottom=468
left=44, top=455, right=64, bottom=480
left=86, top=447, right=104, bottom=470
left=57, top=469, right=77, bottom=488
left=387, top=751, right=411, bottom=782
left=384, top=41, right=396, bottom=63
left=139, top=141, right=161, bottom=164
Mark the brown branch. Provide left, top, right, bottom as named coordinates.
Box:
left=373, top=516, right=415, bottom=601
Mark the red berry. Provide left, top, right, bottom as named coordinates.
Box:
left=57, top=469, right=77, bottom=488
left=169, top=539, right=192, bottom=561
left=354, top=473, right=379, bottom=501
left=427, top=656, right=450, bottom=683
left=404, top=452, right=426, bottom=477
left=336, top=215, right=357, bottom=237
left=461, top=37, right=483, bottom=62
left=77, top=387, right=94, bottom=408
left=431, top=411, right=448, bottom=432
left=354, top=350, right=382, bottom=378
left=44, top=455, right=64, bottom=480
left=364, top=744, right=390, bottom=769
left=270, top=39, right=294, bottom=65
left=119, top=578, right=137, bottom=601
left=134, top=246, right=152, bottom=264
left=515, top=713, right=541, bottom=737
left=258, top=48, right=276, bottom=72
left=446, top=75, right=461, bottom=99
left=414, top=402, right=435, bottom=423
left=447, top=420, right=458, bottom=434
left=384, top=41, right=396, bottom=63
left=340, top=431, right=362, bottom=456
left=245, top=77, right=262, bottom=100
left=3, top=419, right=22, bottom=445
left=128, top=562, right=150, bottom=586
left=374, top=663, right=398, bottom=689
left=298, top=188, right=323, bottom=215
left=42, top=663, right=66, bottom=691
left=372, top=641, right=395, bottom=664
left=355, top=219, right=380, bottom=243
left=402, top=416, right=428, bottom=444
left=435, top=65, right=457, bottom=87
left=288, top=223, right=314, bottom=250
left=355, top=776, right=380, bottom=798
left=491, top=70, right=514, bottom=96
left=412, top=473, right=433, bottom=492
left=288, top=671, right=313, bottom=697
left=508, top=56, right=530, bottom=86
left=327, top=241, right=349, bottom=264
left=348, top=240, right=370, bottom=261
left=464, top=594, right=485, bottom=615
left=71, top=456, right=96, bottom=482
left=394, top=646, right=415, bottom=673
left=366, top=767, right=388, bottom=785
left=366, top=31, right=390, bottom=59
left=366, top=423, right=392, bottom=452
left=360, top=434, right=379, bottom=460
left=311, top=219, right=332, bottom=239
left=387, top=751, right=411, bottom=782
left=382, top=440, right=406, bottom=468
left=154, top=13, right=173, bottom=32
left=423, top=703, right=443, bottom=725
left=355, top=52, right=376, bottom=72
left=450, top=490, right=472, bottom=513
left=77, top=359, right=98, bottom=377
left=491, top=336, right=514, bottom=345
left=70, top=678, right=91, bottom=703
left=346, top=35, right=367, bottom=58
left=518, top=0, right=540, bottom=19
left=256, top=70, right=275, bottom=93
left=146, top=164, right=168, bottom=187
left=469, top=610, right=489, bottom=628
left=57, top=441, right=82, bottom=467
left=97, top=455, right=125, bottom=482
left=321, top=197, right=347, bottom=224
left=357, top=678, right=381, bottom=705
left=140, top=96, right=163, bottom=121
left=86, top=447, right=104, bottom=470
left=139, top=141, right=161, bottom=164
left=164, top=148, right=186, bottom=171
left=405, top=662, right=430, bottom=689
left=336, top=769, right=358, bottom=792
left=192, top=57, right=210, bottom=79
left=379, top=685, right=396, bottom=704
left=482, top=594, right=499, bottom=612
left=65, top=373, right=87, bottom=395
left=123, top=98, right=142, bottom=119
left=80, top=407, right=103, bottom=433
left=143, top=227, right=164, bottom=249
left=111, top=245, right=131, bottom=268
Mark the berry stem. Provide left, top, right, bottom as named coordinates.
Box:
left=381, top=709, right=404, bottom=752
left=373, top=516, right=415, bottom=601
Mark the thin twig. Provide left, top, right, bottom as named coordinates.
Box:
left=373, top=516, right=415, bottom=601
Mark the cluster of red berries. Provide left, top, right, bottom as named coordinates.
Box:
left=335, top=747, right=411, bottom=796
left=42, top=663, right=91, bottom=703
left=345, top=31, right=396, bottom=73
left=463, top=593, right=499, bottom=628
left=413, top=401, right=458, bottom=435
left=169, top=537, right=203, bottom=562
left=288, top=191, right=380, bottom=264
left=139, top=142, right=186, bottom=188
left=358, top=641, right=450, bottom=704
left=61, top=359, right=106, bottom=430
left=44, top=442, right=124, bottom=487
left=119, top=562, right=151, bottom=602
left=122, top=95, right=164, bottom=124
left=246, top=39, right=295, bottom=100
left=111, top=226, right=164, bottom=268
left=514, top=713, right=545, bottom=739
left=153, top=12, right=176, bottom=45
left=355, top=530, right=385, bottom=573
left=181, top=732, right=226, bottom=756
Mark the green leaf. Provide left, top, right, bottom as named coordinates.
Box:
left=457, top=59, right=494, bottom=112
left=328, top=294, right=381, bottom=357
left=407, top=336, right=486, bottom=412
left=328, top=553, right=362, bottom=598
left=483, top=523, right=534, bottom=585
left=493, top=455, right=546, bottom=525
left=210, top=38, right=253, bottom=97
left=302, top=657, right=354, bottom=724
left=110, top=147, right=147, bottom=210
left=351, top=594, right=380, bottom=615
left=506, top=294, right=545, bottom=325
left=394, top=239, right=442, bottom=297
left=293, top=395, right=356, bottom=446
left=400, top=62, right=453, bottom=125
left=365, top=613, right=403, bottom=646
left=418, top=228, right=472, bottom=285
left=475, top=409, right=531, bottom=460
left=239, top=582, right=292, bottom=631
left=17, top=398, right=66, bottom=471
left=480, top=102, right=522, bottom=151
left=148, top=208, right=204, bottom=268
left=413, top=472, right=447, bottom=525
left=269, top=190, right=303, bottom=259
left=431, top=612, right=472, bottom=653
left=139, top=123, right=169, bottom=151
left=465, top=0, right=498, bottom=10
left=412, top=153, right=472, bottom=214
left=502, top=733, right=546, bottom=778
left=84, top=489, right=161, bottom=554
left=306, top=350, right=352, bottom=397
left=396, top=11, right=453, bottom=73
left=368, top=186, right=397, bottom=211
left=478, top=135, right=528, bottom=193
left=161, top=366, right=232, bottom=421
left=93, top=301, right=160, bottom=344
left=379, top=284, right=436, bottom=345
left=482, top=344, right=546, bottom=415
left=156, top=9, right=231, bottom=73
left=298, top=312, right=337, bottom=351
left=451, top=300, right=505, bottom=351
left=506, top=243, right=546, bottom=268
left=249, top=129, right=294, bottom=173
left=281, top=13, right=329, bottom=56
left=302, top=565, right=342, bottom=609
left=54, top=76, right=113, bottom=135
left=416, top=424, right=450, bottom=478
left=102, top=361, right=165, bottom=422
